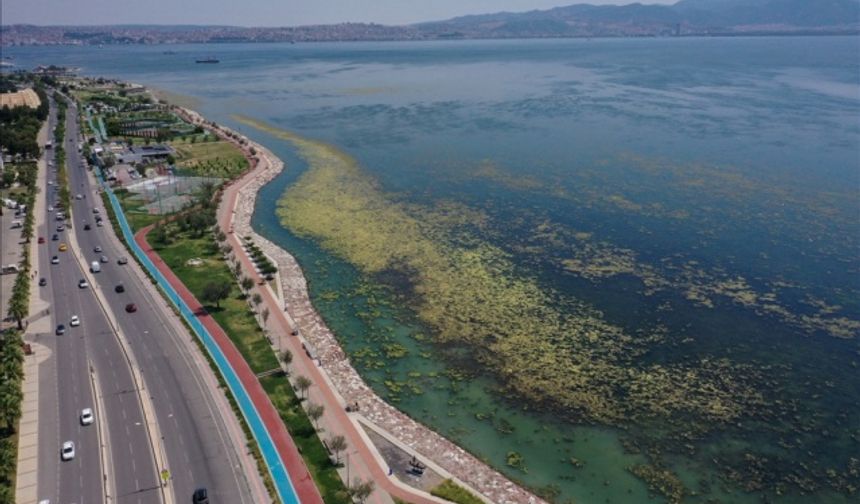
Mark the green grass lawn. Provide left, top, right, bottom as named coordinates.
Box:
left=261, top=375, right=351, bottom=504
left=430, top=479, right=485, bottom=504
left=170, top=138, right=248, bottom=178
left=112, top=188, right=162, bottom=232
left=152, top=226, right=351, bottom=502
left=154, top=233, right=278, bottom=373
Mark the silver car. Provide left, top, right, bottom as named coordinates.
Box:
left=61, top=441, right=75, bottom=461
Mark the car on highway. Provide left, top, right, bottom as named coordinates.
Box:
left=48, top=205, right=53, bottom=212
left=96, top=220, right=104, bottom=227
left=70, top=315, right=80, bottom=327
left=80, top=408, right=94, bottom=426
left=100, top=255, right=108, bottom=263
left=118, top=256, right=128, bottom=265
left=192, top=488, right=209, bottom=504
left=59, top=243, right=68, bottom=252
left=75, top=194, right=83, bottom=200
left=56, top=224, right=64, bottom=232
left=51, top=256, right=59, bottom=265
left=83, top=223, right=91, bottom=231
left=39, top=278, right=47, bottom=287
left=38, top=236, right=45, bottom=244
left=60, top=441, right=75, bottom=461
left=94, top=245, right=102, bottom=253
left=78, top=279, right=89, bottom=289
left=125, top=303, right=137, bottom=313
left=115, top=283, right=125, bottom=293
left=55, top=324, right=65, bottom=335
left=52, top=233, right=58, bottom=241
left=92, top=208, right=100, bottom=214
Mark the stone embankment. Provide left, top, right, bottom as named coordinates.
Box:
left=234, top=156, right=544, bottom=504
left=178, top=105, right=545, bottom=504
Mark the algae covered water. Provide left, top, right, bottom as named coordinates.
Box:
left=9, top=36, right=859, bottom=503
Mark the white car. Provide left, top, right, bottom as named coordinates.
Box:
left=80, top=408, right=94, bottom=426
left=97, top=220, right=104, bottom=227
left=70, top=315, right=80, bottom=327
left=75, top=194, right=83, bottom=200
left=94, top=246, right=102, bottom=253
left=61, top=441, right=75, bottom=461
left=92, top=208, right=100, bottom=214
left=51, top=256, right=60, bottom=265
left=48, top=205, right=54, bottom=212
left=78, top=279, right=89, bottom=289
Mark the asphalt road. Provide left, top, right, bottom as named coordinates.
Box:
left=37, top=96, right=162, bottom=504
left=63, top=97, right=255, bottom=502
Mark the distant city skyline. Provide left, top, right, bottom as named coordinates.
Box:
left=2, top=0, right=677, bottom=27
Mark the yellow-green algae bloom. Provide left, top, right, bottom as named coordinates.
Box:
left=236, top=116, right=766, bottom=427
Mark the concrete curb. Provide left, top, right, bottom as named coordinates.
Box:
left=88, top=361, right=115, bottom=503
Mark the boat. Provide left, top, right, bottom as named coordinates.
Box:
left=195, top=57, right=220, bottom=64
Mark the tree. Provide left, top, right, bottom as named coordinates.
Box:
left=261, top=307, right=270, bottom=326
left=294, top=375, right=312, bottom=400
left=251, top=293, right=263, bottom=309
left=240, top=276, right=254, bottom=292
left=351, top=478, right=375, bottom=504
left=201, top=280, right=231, bottom=309
left=328, top=435, right=347, bottom=464
left=306, top=402, right=324, bottom=430
left=0, top=381, right=23, bottom=431
left=279, top=349, right=293, bottom=371
left=8, top=292, right=29, bottom=330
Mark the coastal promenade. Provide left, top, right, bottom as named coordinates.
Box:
left=167, top=107, right=546, bottom=504
left=132, top=229, right=324, bottom=504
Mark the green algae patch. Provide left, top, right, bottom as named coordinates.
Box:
left=234, top=115, right=764, bottom=430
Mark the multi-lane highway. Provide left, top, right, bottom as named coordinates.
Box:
left=33, top=92, right=261, bottom=503
left=61, top=95, right=258, bottom=502
left=37, top=96, right=162, bottom=504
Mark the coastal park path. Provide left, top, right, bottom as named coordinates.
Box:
left=133, top=226, right=325, bottom=504
left=210, top=150, right=449, bottom=504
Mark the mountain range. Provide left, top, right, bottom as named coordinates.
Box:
left=2, top=0, right=858, bottom=46
left=419, top=0, right=860, bottom=38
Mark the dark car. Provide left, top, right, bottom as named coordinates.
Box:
left=38, top=236, right=45, bottom=244
left=56, top=324, right=65, bottom=335
left=125, top=303, right=137, bottom=313
left=192, top=488, right=209, bottom=504
left=83, top=224, right=91, bottom=231
left=52, top=234, right=59, bottom=241
left=39, top=278, right=47, bottom=286
left=115, top=284, right=125, bottom=293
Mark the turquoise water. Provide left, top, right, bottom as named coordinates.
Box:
left=8, top=37, right=859, bottom=503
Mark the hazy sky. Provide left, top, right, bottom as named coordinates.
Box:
left=2, top=0, right=677, bottom=27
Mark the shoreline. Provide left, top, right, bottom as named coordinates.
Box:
left=170, top=104, right=546, bottom=503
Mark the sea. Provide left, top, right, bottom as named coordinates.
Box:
left=6, top=36, right=859, bottom=504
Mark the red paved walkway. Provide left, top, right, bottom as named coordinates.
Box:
left=135, top=225, right=325, bottom=504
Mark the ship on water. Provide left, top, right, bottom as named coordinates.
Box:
left=195, top=57, right=219, bottom=64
